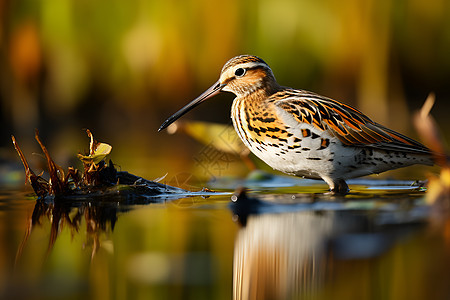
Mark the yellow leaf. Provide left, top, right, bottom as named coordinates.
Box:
left=77, top=130, right=112, bottom=164
left=78, top=142, right=112, bottom=164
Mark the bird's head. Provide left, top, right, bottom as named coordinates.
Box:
left=158, top=55, right=278, bottom=132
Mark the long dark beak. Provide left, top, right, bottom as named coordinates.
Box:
left=158, top=80, right=226, bottom=132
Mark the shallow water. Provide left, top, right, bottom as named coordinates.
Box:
left=1, top=174, right=450, bottom=300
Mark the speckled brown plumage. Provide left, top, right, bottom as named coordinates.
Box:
left=159, top=55, right=434, bottom=194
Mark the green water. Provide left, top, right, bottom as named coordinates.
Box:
left=1, top=175, right=450, bottom=300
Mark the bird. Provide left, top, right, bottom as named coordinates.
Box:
left=159, top=55, right=433, bottom=194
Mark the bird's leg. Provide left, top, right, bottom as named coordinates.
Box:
left=322, top=177, right=349, bottom=195
left=332, top=179, right=349, bottom=195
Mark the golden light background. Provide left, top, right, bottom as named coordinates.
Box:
left=1, top=0, right=449, bottom=178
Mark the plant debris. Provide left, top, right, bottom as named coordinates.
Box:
left=413, top=94, right=450, bottom=226
left=12, top=129, right=211, bottom=201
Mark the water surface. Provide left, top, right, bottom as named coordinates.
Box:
left=1, top=175, right=449, bottom=300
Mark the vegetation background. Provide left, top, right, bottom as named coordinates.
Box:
left=1, top=2, right=450, bottom=299
left=1, top=0, right=450, bottom=179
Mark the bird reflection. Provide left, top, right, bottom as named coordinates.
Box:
left=230, top=189, right=427, bottom=300
left=233, top=210, right=333, bottom=300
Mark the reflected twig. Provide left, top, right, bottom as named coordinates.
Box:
left=15, top=199, right=122, bottom=266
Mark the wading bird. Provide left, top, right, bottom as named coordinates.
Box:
left=159, top=55, right=432, bottom=194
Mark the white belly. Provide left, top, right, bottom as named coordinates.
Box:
left=232, top=121, right=430, bottom=180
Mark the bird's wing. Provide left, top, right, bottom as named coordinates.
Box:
left=273, top=89, right=431, bottom=154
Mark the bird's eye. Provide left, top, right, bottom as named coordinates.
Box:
left=234, top=68, right=246, bottom=77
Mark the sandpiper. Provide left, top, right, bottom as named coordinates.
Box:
left=159, top=55, right=433, bottom=193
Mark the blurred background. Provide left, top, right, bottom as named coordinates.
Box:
left=2, top=2, right=450, bottom=299
left=1, top=0, right=450, bottom=180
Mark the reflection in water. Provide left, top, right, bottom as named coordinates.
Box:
left=8, top=193, right=236, bottom=300
left=230, top=189, right=429, bottom=300
left=233, top=211, right=333, bottom=300
left=14, top=187, right=218, bottom=265
left=16, top=199, right=122, bottom=263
